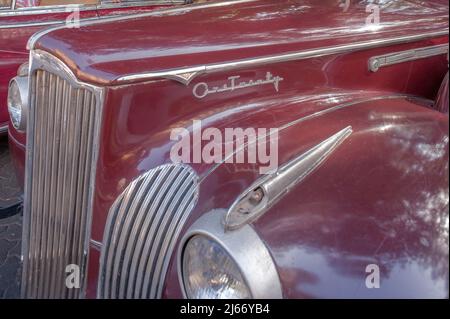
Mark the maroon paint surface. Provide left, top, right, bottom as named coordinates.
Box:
left=33, top=0, right=449, bottom=85
left=7, top=0, right=449, bottom=298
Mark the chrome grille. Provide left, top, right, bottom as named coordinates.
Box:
left=99, top=164, right=198, bottom=299
left=22, top=67, right=100, bottom=299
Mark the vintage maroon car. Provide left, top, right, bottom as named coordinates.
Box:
left=6, top=0, right=449, bottom=298
left=0, top=0, right=192, bottom=137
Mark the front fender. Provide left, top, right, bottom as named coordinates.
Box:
left=163, top=95, right=449, bottom=298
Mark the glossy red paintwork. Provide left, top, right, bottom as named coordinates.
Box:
left=0, top=2, right=181, bottom=134
left=159, top=95, right=448, bottom=299
left=86, top=41, right=448, bottom=237
left=33, top=0, right=449, bottom=85
left=10, top=0, right=450, bottom=298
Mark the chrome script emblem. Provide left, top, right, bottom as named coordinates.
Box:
left=193, top=72, right=284, bottom=99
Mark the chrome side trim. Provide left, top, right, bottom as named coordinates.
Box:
left=1, top=18, right=84, bottom=29
left=178, top=209, right=283, bottom=299
left=97, top=0, right=184, bottom=10
left=0, top=123, right=8, bottom=134
left=21, top=49, right=104, bottom=298
left=368, top=44, right=449, bottom=72
left=0, top=4, right=97, bottom=17
left=27, top=0, right=256, bottom=49
left=116, top=30, right=449, bottom=85
left=225, top=126, right=352, bottom=230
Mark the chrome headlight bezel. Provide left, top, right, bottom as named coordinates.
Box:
left=178, top=209, right=283, bottom=299
left=7, top=76, right=29, bottom=132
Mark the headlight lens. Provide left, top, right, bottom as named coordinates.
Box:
left=7, top=81, right=22, bottom=129
left=7, top=77, right=28, bottom=132
left=182, top=235, right=251, bottom=299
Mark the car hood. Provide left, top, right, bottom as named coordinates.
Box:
left=31, top=0, right=449, bottom=85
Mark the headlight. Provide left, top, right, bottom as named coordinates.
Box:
left=7, top=76, right=28, bottom=132
left=182, top=235, right=251, bottom=299
left=178, top=210, right=283, bottom=299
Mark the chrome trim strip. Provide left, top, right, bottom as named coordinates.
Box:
left=1, top=20, right=65, bottom=29
left=26, top=0, right=257, bottom=49
left=178, top=209, right=283, bottom=299
left=96, top=0, right=184, bottom=10
left=0, top=123, right=8, bottom=134
left=0, top=16, right=103, bottom=29
left=368, top=43, right=449, bottom=72
left=116, top=30, right=449, bottom=85
left=225, top=126, right=352, bottom=230
left=0, top=4, right=97, bottom=17
left=21, top=49, right=104, bottom=298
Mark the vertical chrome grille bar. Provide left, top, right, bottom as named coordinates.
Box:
left=48, top=75, right=63, bottom=299
left=40, top=71, right=55, bottom=298
left=56, top=77, right=69, bottom=297
left=50, top=76, right=67, bottom=298
left=21, top=51, right=103, bottom=299
left=28, top=70, right=44, bottom=299
left=65, top=89, right=84, bottom=299
left=57, top=82, right=75, bottom=299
